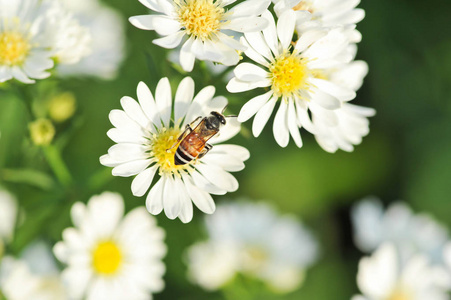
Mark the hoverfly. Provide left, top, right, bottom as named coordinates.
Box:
left=168, top=108, right=233, bottom=165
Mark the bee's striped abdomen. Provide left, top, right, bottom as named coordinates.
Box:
left=174, top=145, right=197, bottom=165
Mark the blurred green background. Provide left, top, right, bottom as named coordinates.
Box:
left=1, top=0, right=451, bottom=299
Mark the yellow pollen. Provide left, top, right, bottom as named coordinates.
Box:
left=177, top=0, right=225, bottom=41
left=150, top=128, right=190, bottom=174
left=269, top=52, right=309, bottom=98
left=0, top=32, right=30, bottom=66
left=92, top=241, right=122, bottom=275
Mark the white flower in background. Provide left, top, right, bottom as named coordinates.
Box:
left=57, top=0, right=125, bottom=79
left=53, top=192, right=166, bottom=300
left=0, top=242, right=66, bottom=300
left=0, top=190, right=17, bottom=246
left=227, top=10, right=373, bottom=149
left=0, top=0, right=90, bottom=84
left=100, top=77, right=249, bottom=223
left=273, top=0, right=365, bottom=43
left=444, top=243, right=451, bottom=276
left=129, top=0, right=271, bottom=72
left=353, top=243, right=451, bottom=300
left=312, top=57, right=375, bottom=152
left=186, top=201, right=319, bottom=293
left=351, top=197, right=449, bottom=264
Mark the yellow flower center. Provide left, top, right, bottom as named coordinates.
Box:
left=92, top=241, right=122, bottom=275
left=176, top=0, right=225, bottom=41
left=293, top=0, right=314, bottom=13
left=0, top=32, right=31, bottom=66
left=386, top=289, right=411, bottom=300
left=150, top=127, right=192, bottom=175
left=269, top=52, right=310, bottom=98
left=29, top=119, right=55, bottom=146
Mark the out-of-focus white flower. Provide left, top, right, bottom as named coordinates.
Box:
left=444, top=243, right=451, bottom=277
left=129, top=0, right=271, bottom=72
left=0, top=190, right=17, bottom=245
left=273, top=0, right=364, bottom=43
left=57, top=0, right=125, bottom=79
left=0, top=0, right=90, bottom=84
left=53, top=192, right=166, bottom=300
left=0, top=242, right=66, bottom=300
left=100, top=77, right=249, bottom=223
left=186, top=201, right=319, bottom=293
left=353, top=243, right=451, bottom=300
left=227, top=10, right=373, bottom=150
left=351, top=197, right=449, bottom=264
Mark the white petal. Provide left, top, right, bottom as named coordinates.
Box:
left=287, top=99, right=303, bottom=147
left=295, top=29, right=327, bottom=53
left=151, top=15, right=181, bottom=36
left=252, top=97, right=277, bottom=137
left=146, top=177, right=165, bottom=215
left=261, top=10, right=279, bottom=56
left=129, top=15, right=156, bottom=30
left=185, top=85, right=216, bottom=125
left=137, top=0, right=163, bottom=12
left=210, top=144, right=250, bottom=161
left=163, top=176, right=182, bottom=219
left=176, top=177, right=193, bottom=223
left=181, top=173, right=215, bottom=214
left=174, top=76, right=195, bottom=125
left=241, top=36, right=270, bottom=66
left=120, top=96, right=149, bottom=129
left=112, top=159, right=152, bottom=177
left=228, top=0, right=270, bottom=18
left=190, top=170, right=227, bottom=195
left=201, top=153, right=245, bottom=172
left=310, top=87, right=342, bottom=110
left=155, top=77, right=172, bottom=127
left=226, top=77, right=271, bottom=93
left=223, top=17, right=269, bottom=33
left=107, top=128, right=146, bottom=144
left=131, top=165, right=158, bottom=197
left=244, top=32, right=273, bottom=61
left=238, top=90, right=273, bottom=122
left=180, top=38, right=196, bottom=72
left=233, top=62, right=268, bottom=81
left=153, top=31, right=185, bottom=49
left=310, top=78, right=356, bottom=101
left=196, top=163, right=238, bottom=192
left=108, top=143, right=148, bottom=161
left=273, top=100, right=290, bottom=147
left=137, top=81, right=161, bottom=127
left=277, top=10, right=296, bottom=50
left=109, top=109, right=143, bottom=133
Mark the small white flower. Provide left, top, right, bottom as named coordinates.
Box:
left=273, top=0, right=365, bottom=43
left=186, top=201, right=319, bottom=293
left=0, top=242, right=66, bottom=300
left=227, top=10, right=372, bottom=149
left=53, top=192, right=166, bottom=300
left=57, top=0, right=125, bottom=79
left=353, top=243, right=450, bottom=300
left=0, top=190, right=17, bottom=245
left=351, top=197, right=449, bottom=264
left=0, top=0, right=90, bottom=84
left=129, top=0, right=271, bottom=72
left=100, top=77, right=249, bottom=223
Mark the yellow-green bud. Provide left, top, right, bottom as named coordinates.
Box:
left=29, top=118, right=55, bottom=146
left=48, top=92, right=76, bottom=123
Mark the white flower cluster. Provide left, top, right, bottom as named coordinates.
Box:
left=0, top=0, right=125, bottom=84
left=351, top=198, right=451, bottom=300
left=186, top=201, right=319, bottom=293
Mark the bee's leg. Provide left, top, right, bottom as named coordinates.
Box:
left=166, top=116, right=202, bottom=151
left=197, top=143, right=213, bottom=159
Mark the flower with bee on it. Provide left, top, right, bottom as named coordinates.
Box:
left=100, top=77, right=249, bottom=223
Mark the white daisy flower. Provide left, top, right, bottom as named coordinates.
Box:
left=186, top=201, right=319, bottom=293
left=273, top=0, right=365, bottom=43
left=311, top=57, right=375, bottom=152
left=351, top=197, right=449, bottom=264
left=353, top=243, right=451, bottom=300
left=0, top=190, right=17, bottom=246
left=129, top=0, right=271, bottom=72
left=227, top=10, right=369, bottom=148
left=100, top=77, right=249, bottom=223
left=0, top=0, right=90, bottom=84
left=0, top=242, right=66, bottom=300
left=57, top=0, right=125, bottom=79
left=53, top=192, right=166, bottom=300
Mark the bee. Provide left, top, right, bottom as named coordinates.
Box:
left=169, top=108, right=232, bottom=165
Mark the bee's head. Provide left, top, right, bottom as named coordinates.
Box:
left=206, top=111, right=226, bottom=130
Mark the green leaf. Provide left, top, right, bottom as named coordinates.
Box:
left=0, top=168, right=56, bottom=190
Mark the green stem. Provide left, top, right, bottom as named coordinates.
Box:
left=43, top=145, right=72, bottom=187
